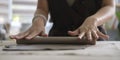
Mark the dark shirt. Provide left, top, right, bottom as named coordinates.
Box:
left=47, top=0, right=106, bottom=36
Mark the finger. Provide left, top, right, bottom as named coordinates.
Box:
left=38, top=28, right=48, bottom=37
left=10, top=31, right=29, bottom=39
left=92, top=31, right=99, bottom=40
left=86, top=31, right=92, bottom=41
left=68, top=30, right=79, bottom=36
left=78, top=32, right=85, bottom=39
left=40, top=31, right=48, bottom=37
left=16, top=32, right=30, bottom=39
left=97, top=31, right=109, bottom=40
left=9, top=35, right=16, bottom=39
left=25, top=31, right=39, bottom=40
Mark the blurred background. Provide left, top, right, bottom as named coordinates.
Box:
left=0, top=0, right=120, bottom=40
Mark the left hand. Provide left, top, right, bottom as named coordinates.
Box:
left=68, top=17, right=109, bottom=41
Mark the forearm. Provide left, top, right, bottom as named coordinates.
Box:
left=90, top=5, right=115, bottom=26
left=33, top=0, right=49, bottom=25
left=34, top=9, right=48, bottom=19
left=36, top=0, right=48, bottom=18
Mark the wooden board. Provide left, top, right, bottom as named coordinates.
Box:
left=3, top=37, right=96, bottom=51
left=2, top=44, right=91, bottom=51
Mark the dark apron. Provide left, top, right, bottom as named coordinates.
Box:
left=47, top=0, right=106, bottom=37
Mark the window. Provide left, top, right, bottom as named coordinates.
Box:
left=13, top=0, right=37, bottom=23
left=0, top=0, right=9, bottom=24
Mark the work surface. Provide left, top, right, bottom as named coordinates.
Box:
left=0, top=40, right=120, bottom=60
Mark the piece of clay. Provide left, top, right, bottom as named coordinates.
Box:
left=16, top=37, right=96, bottom=45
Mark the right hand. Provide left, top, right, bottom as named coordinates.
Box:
left=10, top=17, right=47, bottom=40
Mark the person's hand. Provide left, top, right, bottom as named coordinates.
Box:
left=10, top=17, right=47, bottom=40
left=68, top=17, right=109, bottom=41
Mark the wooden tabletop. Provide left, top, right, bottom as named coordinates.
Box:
left=0, top=40, right=120, bottom=60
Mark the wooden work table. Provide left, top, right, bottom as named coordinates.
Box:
left=0, top=40, right=120, bottom=60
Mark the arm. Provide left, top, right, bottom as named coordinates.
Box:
left=10, top=0, right=49, bottom=39
left=34, top=0, right=49, bottom=25
left=90, top=0, right=115, bottom=26
left=68, top=0, right=115, bottom=41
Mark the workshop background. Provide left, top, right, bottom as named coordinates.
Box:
left=0, top=0, right=120, bottom=40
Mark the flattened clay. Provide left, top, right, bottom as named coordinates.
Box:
left=16, top=37, right=96, bottom=45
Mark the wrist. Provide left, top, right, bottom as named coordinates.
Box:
left=32, top=14, right=47, bottom=26
left=85, top=16, right=98, bottom=26
left=32, top=16, right=45, bottom=26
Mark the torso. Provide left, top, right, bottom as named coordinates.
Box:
left=66, top=0, right=75, bottom=6
left=47, top=0, right=105, bottom=37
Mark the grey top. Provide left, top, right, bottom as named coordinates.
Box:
left=66, top=0, right=75, bottom=6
